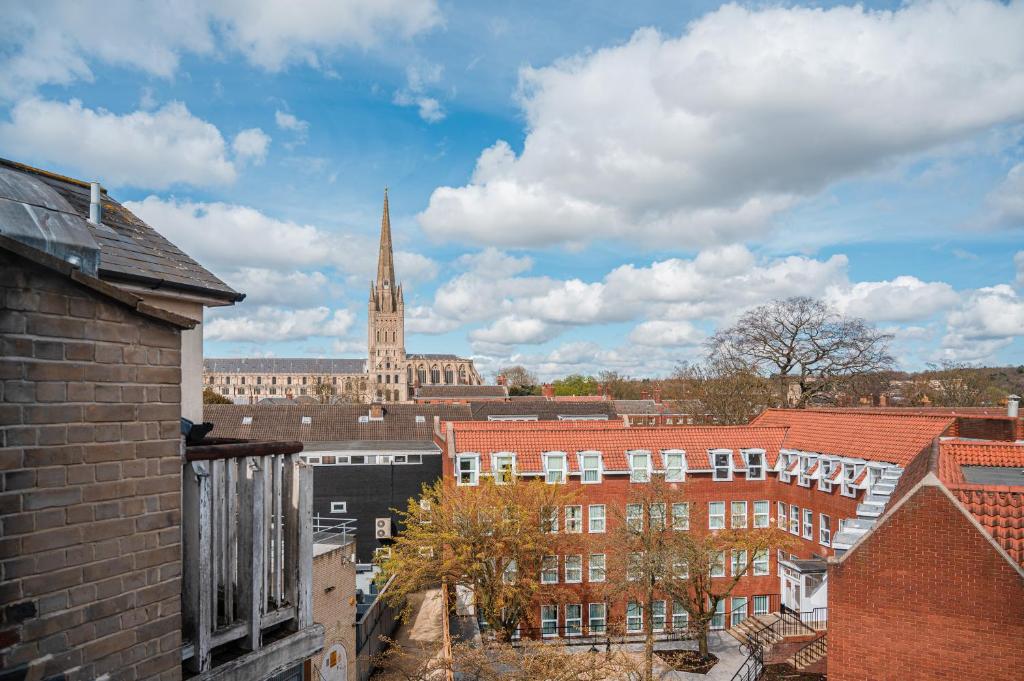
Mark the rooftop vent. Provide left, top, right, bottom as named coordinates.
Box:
left=241, top=416, right=253, bottom=425
left=1008, top=395, right=1020, bottom=419
left=301, top=416, right=312, bottom=425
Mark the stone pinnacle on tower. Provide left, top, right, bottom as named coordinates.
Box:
left=376, top=187, right=396, bottom=291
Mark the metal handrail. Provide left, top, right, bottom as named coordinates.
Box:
left=791, top=632, right=827, bottom=668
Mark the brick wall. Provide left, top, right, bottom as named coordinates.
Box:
left=954, top=416, right=1016, bottom=442
left=829, top=483, right=1024, bottom=681
left=310, top=545, right=357, bottom=681
left=1, top=251, right=184, bottom=681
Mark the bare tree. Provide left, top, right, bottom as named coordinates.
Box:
left=498, top=365, right=539, bottom=390
left=310, top=375, right=336, bottom=404
left=921, top=362, right=996, bottom=407
left=708, top=297, right=893, bottom=408
left=669, top=362, right=774, bottom=424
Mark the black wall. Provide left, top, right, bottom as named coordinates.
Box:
left=312, top=455, right=442, bottom=562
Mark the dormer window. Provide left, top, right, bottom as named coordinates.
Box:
left=241, top=416, right=253, bottom=425
left=579, top=451, right=602, bottom=484
left=628, top=451, right=652, bottom=483
left=743, top=450, right=765, bottom=480
left=493, top=452, right=516, bottom=484
left=543, top=452, right=567, bottom=484
left=711, top=449, right=733, bottom=481
left=841, top=462, right=861, bottom=497
left=663, top=450, right=686, bottom=482
left=457, top=454, right=480, bottom=486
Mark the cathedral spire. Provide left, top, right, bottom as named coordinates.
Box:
left=376, top=187, right=396, bottom=290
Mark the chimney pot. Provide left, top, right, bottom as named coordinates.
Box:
left=1008, top=394, right=1020, bottom=419
left=88, top=182, right=102, bottom=225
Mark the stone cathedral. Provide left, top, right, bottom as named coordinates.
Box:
left=204, top=191, right=482, bottom=403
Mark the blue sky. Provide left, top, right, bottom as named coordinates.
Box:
left=1, top=0, right=1022, bottom=379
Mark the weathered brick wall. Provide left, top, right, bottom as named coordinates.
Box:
left=954, top=416, right=1015, bottom=442
left=829, top=484, right=1024, bottom=681
left=1, top=251, right=184, bottom=681
left=311, top=544, right=357, bottom=681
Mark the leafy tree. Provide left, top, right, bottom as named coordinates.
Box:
left=708, top=296, right=893, bottom=408
left=551, top=374, right=599, bottom=396
left=378, top=478, right=579, bottom=641
left=202, top=387, right=232, bottom=404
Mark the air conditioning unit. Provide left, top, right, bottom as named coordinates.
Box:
left=375, top=517, right=392, bottom=539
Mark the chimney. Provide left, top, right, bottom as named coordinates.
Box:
left=653, top=386, right=663, bottom=404
left=369, top=403, right=384, bottom=419
left=88, top=182, right=103, bottom=225
left=640, top=389, right=650, bottom=401
left=1008, top=395, right=1020, bottom=419
left=496, top=374, right=506, bottom=386
left=541, top=383, right=554, bottom=399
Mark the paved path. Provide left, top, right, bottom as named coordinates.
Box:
left=371, top=589, right=444, bottom=680
left=615, top=631, right=749, bottom=680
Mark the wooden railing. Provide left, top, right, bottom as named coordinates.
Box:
left=181, top=438, right=313, bottom=674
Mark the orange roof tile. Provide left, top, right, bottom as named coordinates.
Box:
left=941, top=439, right=1024, bottom=468
left=952, top=488, right=1024, bottom=566
left=750, top=409, right=955, bottom=466
left=448, top=421, right=788, bottom=473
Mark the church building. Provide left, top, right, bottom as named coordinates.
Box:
left=204, top=191, right=483, bottom=403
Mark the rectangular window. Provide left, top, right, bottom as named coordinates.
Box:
left=627, top=552, right=643, bottom=581
left=842, top=463, right=858, bottom=497
left=541, top=605, right=558, bottom=637
left=541, top=556, right=558, bottom=584
left=565, top=555, right=583, bottom=583
left=652, top=601, right=666, bottom=632
left=731, top=550, right=748, bottom=577
left=798, top=455, right=813, bottom=487
left=778, top=453, right=791, bottom=483
left=650, top=503, right=666, bottom=531
left=731, top=501, right=748, bottom=529
left=753, top=550, right=769, bottom=576
left=753, top=595, right=769, bottom=615
left=710, top=600, right=725, bottom=630
left=330, top=501, right=347, bottom=513
left=503, top=560, right=517, bottom=584
left=672, top=503, right=690, bottom=531
left=626, top=602, right=643, bottom=633
left=818, top=460, right=833, bottom=492
left=565, top=505, right=583, bottom=533
left=493, top=453, right=514, bottom=483
left=588, top=505, right=606, bottom=533
left=544, top=453, right=567, bottom=484
left=588, top=603, right=607, bottom=634
left=744, top=450, right=765, bottom=479
left=542, top=506, right=559, bottom=533
left=777, top=501, right=786, bottom=529
left=580, top=452, right=602, bottom=483
left=731, top=596, right=748, bottom=627
left=803, top=509, right=813, bottom=540
left=790, top=505, right=800, bottom=535
left=565, top=604, right=582, bottom=636
left=664, top=450, right=686, bottom=482
left=709, top=501, right=725, bottom=530
left=589, top=554, right=606, bottom=582
left=711, top=551, right=726, bottom=578
left=627, top=503, right=644, bottom=532
left=457, top=455, right=479, bottom=486
left=673, top=560, right=689, bottom=579
left=672, top=601, right=689, bottom=631
left=629, top=451, right=651, bottom=482
left=820, top=514, right=831, bottom=547
left=753, top=500, right=770, bottom=528
left=712, top=449, right=732, bottom=480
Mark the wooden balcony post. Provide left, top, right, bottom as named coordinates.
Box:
left=296, top=460, right=314, bottom=627
left=239, top=456, right=266, bottom=650
left=183, top=460, right=213, bottom=672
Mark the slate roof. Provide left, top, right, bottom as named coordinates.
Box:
left=468, top=400, right=618, bottom=420
left=614, top=400, right=662, bottom=415
left=447, top=421, right=788, bottom=473
left=750, top=408, right=955, bottom=466
left=203, top=403, right=470, bottom=442
left=416, top=385, right=508, bottom=399
left=205, top=357, right=367, bottom=374
left=0, top=158, right=241, bottom=302
left=407, top=353, right=462, bottom=360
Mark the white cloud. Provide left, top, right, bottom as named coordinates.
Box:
left=232, top=128, right=271, bottom=165
left=469, top=316, right=558, bottom=346
left=221, top=268, right=330, bottom=306
left=940, top=284, right=1024, bottom=361
left=985, top=162, right=1024, bottom=228
left=1016, top=251, right=1024, bottom=286
left=205, top=306, right=354, bottom=342
left=419, top=0, right=1024, bottom=247
left=394, top=61, right=446, bottom=123
left=826, top=276, right=960, bottom=323
left=275, top=110, right=309, bottom=133
left=0, top=0, right=442, bottom=99
left=628, top=320, right=704, bottom=347
left=0, top=99, right=237, bottom=188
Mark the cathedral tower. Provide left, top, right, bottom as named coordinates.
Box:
left=368, top=189, right=406, bottom=401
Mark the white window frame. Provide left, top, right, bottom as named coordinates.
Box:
left=777, top=501, right=786, bottom=529
left=820, top=514, right=831, bottom=547
left=711, top=551, right=726, bottom=578
left=731, top=550, right=748, bottom=577
left=753, top=550, right=769, bottom=576
left=789, top=505, right=800, bottom=535
left=672, top=601, right=689, bottom=631
left=564, top=555, right=583, bottom=583
left=841, top=462, right=860, bottom=498
left=663, top=449, right=686, bottom=482
left=588, top=504, right=606, bottom=533
left=651, top=600, right=667, bottom=632
left=589, top=554, right=606, bottom=583
left=626, top=602, right=643, bottom=633
left=753, top=595, right=769, bottom=615
left=731, top=500, right=748, bottom=529
left=588, top=603, right=607, bottom=634
left=753, top=500, right=770, bottom=528
left=708, top=501, right=725, bottom=530
left=628, top=450, right=652, bottom=483
left=626, top=503, right=644, bottom=533
left=650, top=503, right=666, bottom=531
left=542, top=506, right=559, bottom=533
left=579, top=451, right=602, bottom=484
left=778, top=452, right=792, bottom=483
left=541, top=605, right=558, bottom=638
left=711, top=449, right=733, bottom=481
left=457, top=454, right=480, bottom=486
left=743, top=449, right=765, bottom=480
left=627, top=552, right=642, bottom=581
left=543, top=452, right=567, bottom=484
left=565, top=604, right=583, bottom=637
left=672, top=502, right=690, bottom=531
left=731, top=596, right=748, bottom=627
left=492, top=452, right=515, bottom=484
left=803, top=508, right=813, bottom=540
left=710, top=599, right=725, bottom=630
left=565, top=505, right=583, bottom=533
left=541, top=556, right=559, bottom=584
left=330, top=501, right=347, bottom=514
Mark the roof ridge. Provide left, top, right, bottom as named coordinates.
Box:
left=0, top=156, right=103, bottom=192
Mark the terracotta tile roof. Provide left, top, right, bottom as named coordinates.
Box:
left=448, top=421, right=788, bottom=473
left=204, top=403, right=470, bottom=442
left=749, top=409, right=955, bottom=466
left=828, top=466, right=843, bottom=482
left=853, top=469, right=869, bottom=486
left=952, top=488, right=1024, bottom=566
left=941, top=439, right=1024, bottom=468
